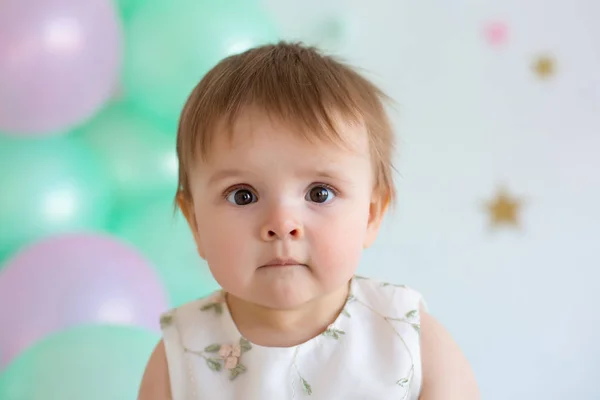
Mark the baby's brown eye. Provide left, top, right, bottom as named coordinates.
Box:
left=227, top=189, right=257, bottom=205
left=306, top=186, right=335, bottom=204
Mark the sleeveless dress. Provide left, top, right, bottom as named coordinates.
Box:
left=160, top=276, right=426, bottom=399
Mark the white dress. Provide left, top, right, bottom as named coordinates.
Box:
left=160, top=276, right=426, bottom=399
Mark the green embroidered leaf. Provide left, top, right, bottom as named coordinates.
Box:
left=301, top=377, right=312, bottom=395
left=386, top=316, right=411, bottom=324
left=323, top=327, right=345, bottom=340
left=236, top=363, right=247, bottom=373
left=206, top=358, right=222, bottom=371
left=354, top=275, right=367, bottom=280
left=204, top=344, right=221, bottom=353
left=159, top=314, right=173, bottom=328
left=382, top=282, right=407, bottom=288
left=405, top=310, right=418, bottom=319
left=239, top=338, right=252, bottom=353
left=342, top=309, right=351, bottom=318
left=229, top=364, right=247, bottom=380
left=396, top=377, right=410, bottom=387
left=411, top=323, right=421, bottom=335
left=346, top=294, right=356, bottom=303
left=200, top=302, right=224, bottom=315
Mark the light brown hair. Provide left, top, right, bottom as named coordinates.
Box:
left=176, top=41, right=396, bottom=204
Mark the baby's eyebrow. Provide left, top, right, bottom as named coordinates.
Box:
left=304, top=168, right=353, bottom=184
left=206, top=167, right=354, bottom=186
left=207, top=169, right=245, bottom=186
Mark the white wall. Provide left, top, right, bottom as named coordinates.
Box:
left=264, top=0, right=600, bottom=398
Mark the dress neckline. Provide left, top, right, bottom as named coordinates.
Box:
left=217, top=277, right=358, bottom=351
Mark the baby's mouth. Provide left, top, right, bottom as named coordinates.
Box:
left=260, top=257, right=306, bottom=268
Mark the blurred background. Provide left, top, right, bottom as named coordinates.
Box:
left=0, top=0, right=598, bottom=398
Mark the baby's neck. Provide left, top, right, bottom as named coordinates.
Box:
left=226, top=282, right=350, bottom=348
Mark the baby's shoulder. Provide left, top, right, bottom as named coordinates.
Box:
left=145, top=291, right=227, bottom=399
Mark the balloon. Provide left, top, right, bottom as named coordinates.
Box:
left=113, top=199, right=219, bottom=308
left=0, top=233, right=168, bottom=368
left=115, top=0, right=144, bottom=20
left=74, top=102, right=178, bottom=207
left=123, top=0, right=278, bottom=122
left=0, top=325, right=159, bottom=399
left=0, top=135, right=113, bottom=260
left=0, top=0, right=122, bottom=135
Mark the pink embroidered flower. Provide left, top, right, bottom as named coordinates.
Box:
left=198, top=339, right=251, bottom=379
left=219, top=344, right=241, bottom=359
left=218, top=344, right=233, bottom=358
left=224, top=356, right=238, bottom=370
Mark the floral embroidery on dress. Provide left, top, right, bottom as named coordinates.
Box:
left=159, top=311, right=174, bottom=329
left=384, top=309, right=421, bottom=336
left=290, top=346, right=313, bottom=396
left=322, top=324, right=345, bottom=340
left=381, top=281, right=407, bottom=288
left=200, top=291, right=225, bottom=315
left=383, top=306, right=419, bottom=398
left=342, top=293, right=356, bottom=317
left=291, top=286, right=354, bottom=396
left=175, top=277, right=422, bottom=397
left=396, top=366, right=414, bottom=387
left=351, top=279, right=421, bottom=397
left=300, top=377, right=313, bottom=395
left=187, top=337, right=252, bottom=380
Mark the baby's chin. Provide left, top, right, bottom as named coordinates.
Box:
left=219, top=265, right=350, bottom=310
left=251, top=266, right=321, bottom=309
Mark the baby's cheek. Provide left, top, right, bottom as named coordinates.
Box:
left=200, top=218, right=247, bottom=266
left=312, top=213, right=366, bottom=270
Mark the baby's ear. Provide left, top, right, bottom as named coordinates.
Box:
left=176, top=191, right=193, bottom=225
left=363, top=192, right=389, bottom=249
left=176, top=191, right=206, bottom=259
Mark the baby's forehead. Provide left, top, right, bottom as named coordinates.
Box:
left=218, top=109, right=369, bottom=155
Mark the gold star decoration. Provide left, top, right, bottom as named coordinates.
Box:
left=484, top=186, right=524, bottom=229
left=533, top=55, right=556, bottom=79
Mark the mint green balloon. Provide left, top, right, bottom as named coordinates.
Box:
left=0, top=325, right=159, bottom=400
left=115, top=0, right=144, bottom=20
left=0, top=135, right=113, bottom=261
left=123, top=0, right=279, bottom=122
left=74, top=102, right=178, bottom=207
left=112, top=198, right=219, bottom=307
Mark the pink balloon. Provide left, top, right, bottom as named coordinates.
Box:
left=0, top=233, right=168, bottom=369
left=0, top=0, right=122, bottom=135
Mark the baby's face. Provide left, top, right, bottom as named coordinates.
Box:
left=185, top=109, right=385, bottom=309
